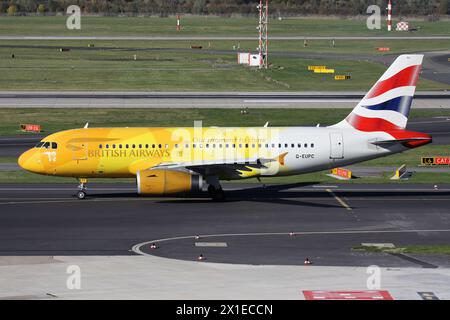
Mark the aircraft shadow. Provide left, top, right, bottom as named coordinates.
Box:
left=86, top=182, right=450, bottom=209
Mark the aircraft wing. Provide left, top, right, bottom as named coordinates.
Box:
left=147, top=153, right=288, bottom=178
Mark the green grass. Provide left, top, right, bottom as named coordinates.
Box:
left=1, top=16, right=450, bottom=37
left=1, top=40, right=448, bottom=91
left=0, top=157, right=16, bottom=163
left=353, top=245, right=450, bottom=255
left=0, top=108, right=449, bottom=136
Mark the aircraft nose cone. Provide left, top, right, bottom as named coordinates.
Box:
left=18, top=149, right=40, bottom=173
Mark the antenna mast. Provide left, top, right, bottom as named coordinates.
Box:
left=257, top=0, right=268, bottom=69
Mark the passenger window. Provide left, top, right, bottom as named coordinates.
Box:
left=158, top=144, right=162, bottom=148
left=291, top=143, right=294, bottom=148
left=139, top=144, right=142, bottom=149
left=126, top=144, right=129, bottom=149
left=52, top=142, right=58, bottom=149
left=106, top=144, right=109, bottom=149
left=145, top=144, right=149, bottom=149
left=311, top=143, right=315, bottom=148
left=112, top=144, right=116, bottom=149
left=284, top=143, right=288, bottom=148
left=132, top=144, right=136, bottom=149
left=99, top=144, right=102, bottom=149
left=304, top=143, right=308, bottom=148
left=298, top=144, right=301, bottom=148
left=175, top=144, right=178, bottom=148
left=119, top=144, right=122, bottom=149
left=278, top=143, right=282, bottom=148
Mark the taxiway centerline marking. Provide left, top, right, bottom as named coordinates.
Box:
left=326, top=189, right=352, bottom=211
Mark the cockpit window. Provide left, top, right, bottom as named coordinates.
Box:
left=35, top=142, right=45, bottom=148
left=42, top=142, right=51, bottom=149
left=51, top=142, right=58, bottom=149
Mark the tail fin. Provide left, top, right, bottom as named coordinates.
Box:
left=333, top=54, right=423, bottom=131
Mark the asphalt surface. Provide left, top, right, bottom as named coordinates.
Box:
left=0, top=91, right=447, bottom=108
left=0, top=183, right=449, bottom=268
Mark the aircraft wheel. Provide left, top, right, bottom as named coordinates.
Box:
left=76, top=190, right=87, bottom=200
left=208, top=185, right=225, bottom=201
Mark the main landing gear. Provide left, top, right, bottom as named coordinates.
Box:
left=205, top=176, right=225, bottom=201
left=208, top=185, right=225, bottom=201
left=76, top=178, right=88, bottom=199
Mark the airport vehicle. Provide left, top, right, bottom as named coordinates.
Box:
left=18, top=55, right=431, bottom=200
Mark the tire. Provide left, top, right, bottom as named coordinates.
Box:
left=211, top=189, right=226, bottom=202
left=76, top=191, right=86, bottom=200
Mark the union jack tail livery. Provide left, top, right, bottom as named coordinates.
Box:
left=336, top=54, right=423, bottom=131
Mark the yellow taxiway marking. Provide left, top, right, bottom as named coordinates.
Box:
left=326, top=189, right=352, bottom=211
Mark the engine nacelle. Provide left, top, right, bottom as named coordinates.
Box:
left=137, top=170, right=203, bottom=195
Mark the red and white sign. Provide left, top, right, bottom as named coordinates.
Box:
left=331, top=167, right=352, bottom=179
left=176, top=14, right=181, bottom=31
left=21, top=124, right=41, bottom=133
left=303, top=290, right=393, bottom=300
left=376, top=47, right=391, bottom=52
left=396, top=21, right=409, bottom=31
left=435, top=157, right=450, bottom=165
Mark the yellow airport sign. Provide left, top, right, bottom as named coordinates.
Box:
left=314, top=68, right=335, bottom=74
left=308, top=65, right=327, bottom=71
left=334, top=75, right=351, bottom=80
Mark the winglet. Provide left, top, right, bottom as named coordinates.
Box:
left=84, top=122, right=89, bottom=129
left=264, top=122, right=269, bottom=127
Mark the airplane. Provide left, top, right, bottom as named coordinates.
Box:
left=18, top=54, right=431, bottom=200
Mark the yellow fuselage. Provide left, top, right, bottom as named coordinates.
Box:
left=18, top=127, right=287, bottom=179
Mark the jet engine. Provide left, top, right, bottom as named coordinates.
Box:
left=136, top=170, right=203, bottom=195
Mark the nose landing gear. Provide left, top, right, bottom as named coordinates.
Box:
left=76, top=178, right=88, bottom=199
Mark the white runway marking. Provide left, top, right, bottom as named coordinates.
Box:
left=132, top=229, right=450, bottom=256
left=195, top=242, right=228, bottom=247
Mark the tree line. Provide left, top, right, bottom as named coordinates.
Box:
left=1, top=0, right=449, bottom=17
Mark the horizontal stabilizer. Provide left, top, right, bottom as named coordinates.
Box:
left=371, top=134, right=431, bottom=148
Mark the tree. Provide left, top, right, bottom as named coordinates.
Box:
left=37, top=4, right=46, bottom=14
left=7, top=5, right=17, bottom=16
left=17, top=0, right=38, bottom=12
left=439, top=0, right=449, bottom=15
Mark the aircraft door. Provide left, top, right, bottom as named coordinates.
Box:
left=329, top=132, right=344, bottom=159
left=69, top=133, right=88, bottom=161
